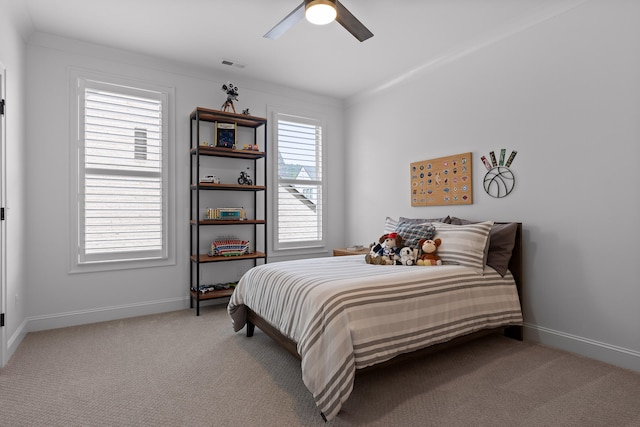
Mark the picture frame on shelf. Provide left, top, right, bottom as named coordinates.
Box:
left=215, top=122, right=236, bottom=148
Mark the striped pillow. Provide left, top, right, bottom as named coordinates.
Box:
left=383, top=217, right=398, bottom=234
left=433, top=221, right=493, bottom=273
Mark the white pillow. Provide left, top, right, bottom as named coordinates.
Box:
left=432, top=221, right=494, bottom=273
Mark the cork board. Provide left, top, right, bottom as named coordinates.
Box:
left=410, top=152, right=473, bottom=206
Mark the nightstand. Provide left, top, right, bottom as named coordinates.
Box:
left=333, top=247, right=370, bottom=256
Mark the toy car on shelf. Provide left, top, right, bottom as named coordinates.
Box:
left=194, top=282, right=237, bottom=294
left=200, top=175, right=220, bottom=184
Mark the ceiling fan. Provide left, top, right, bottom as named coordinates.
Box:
left=264, top=0, right=374, bottom=42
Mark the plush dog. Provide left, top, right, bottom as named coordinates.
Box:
left=398, top=246, right=417, bottom=266
left=417, top=238, right=442, bottom=266
left=365, top=232, right=404, bottom=265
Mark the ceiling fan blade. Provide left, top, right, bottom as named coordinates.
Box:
left=336, top=1, right=373, bottom=42
left=264, top=2, right=305, bottom=39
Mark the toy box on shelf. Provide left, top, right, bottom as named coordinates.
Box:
left=205, top=207, right=246, bottom=221
left=209, top=237, right=251, bottom=257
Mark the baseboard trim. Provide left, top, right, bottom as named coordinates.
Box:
left=524, top=323, right=640, bottom=372
left=5, top=317, right=29, bottom=367
left=26, top=297, right=190, bottom=332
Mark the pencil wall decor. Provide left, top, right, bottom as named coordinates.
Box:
left=410, top=152, right=473, bottom=206
left=481, top=149, right=517, bottom=198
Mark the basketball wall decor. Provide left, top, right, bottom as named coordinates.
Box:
left=410, top=152, right=473, bottom=206
left=481, top=149, right=517, bottom=198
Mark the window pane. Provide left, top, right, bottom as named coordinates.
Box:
left=84, top=174, right=163, bottom=254
left=277, top=120, right=322, bottom=182
left=79, top=79, right=166, bottom=263
left=277, top=183, right=322, bottom=242
left=275, top=114, right=324, bottom=248
left=85, top=88, right=162, bottom=174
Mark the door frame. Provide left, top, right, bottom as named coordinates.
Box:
left=0, top=62, right=7, bottom=366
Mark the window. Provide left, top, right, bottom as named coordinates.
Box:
left=70, top=72, right=174, bottom=270
left=272, top=111, right=325, bottom=251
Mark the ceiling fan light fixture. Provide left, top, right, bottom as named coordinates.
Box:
left=305, top=0, right=337, bottom=25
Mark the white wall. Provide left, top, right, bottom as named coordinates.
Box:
left=22, top=34, right=344, bottom=332
left=0, top=0, right=28, bottom=366
left=344, top=0, right=640, bottom=371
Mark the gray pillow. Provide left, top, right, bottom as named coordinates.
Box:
left=449, top=216, right=473, bottom=225
left=486, top=222, right=519, bottom=277
left=399, top=216, right=451, bottom=224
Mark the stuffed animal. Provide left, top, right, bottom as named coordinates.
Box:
left=365, top=241, right=382, bottom=264
left=365, top=232, right=404, bottom=265
left=398, top=246, right=417, bottom=266
left=416, top=238, right=442, bottom=266
left=368, top=242, right=382, bottom=256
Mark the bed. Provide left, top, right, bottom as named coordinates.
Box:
left=228, top=220, right=523, bottom=421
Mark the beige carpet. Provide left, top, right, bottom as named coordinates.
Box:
left=1, top=304, right=639, bottom=427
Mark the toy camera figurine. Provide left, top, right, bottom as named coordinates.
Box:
left=221, top=82, right=239, bottom=113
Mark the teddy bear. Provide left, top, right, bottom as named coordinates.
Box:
left=416, top=238, right=442, bottom=266
left=398, top=246, right=418, bottom=266
left=365, top=232, right=404, bottom=265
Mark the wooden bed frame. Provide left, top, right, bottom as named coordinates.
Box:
left=245, top=222, right=524, bottom=362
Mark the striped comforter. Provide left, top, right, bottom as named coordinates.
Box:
left=228, top=255, right=522, bottom=421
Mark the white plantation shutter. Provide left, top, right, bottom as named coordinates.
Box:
left=77, top=78, right=168, bottom=264
left=274, top=113, right=325, bottom=249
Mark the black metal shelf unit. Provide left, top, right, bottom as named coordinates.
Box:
left=189, top=107, right=267, bottom=315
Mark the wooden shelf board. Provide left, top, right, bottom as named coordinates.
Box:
left=191, top=219, right=265, bottom=225
left=191, top=252, right=266, bottom=263
left=190, top=146, right=265, bottom=159
left=191, top=183, right=265, bottom=191
left=190, top=107, right=267, bottom=128
left=190, top=289, right=234, bottom=300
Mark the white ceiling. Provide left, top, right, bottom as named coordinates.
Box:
left=19, top=0, right=584, bottom=99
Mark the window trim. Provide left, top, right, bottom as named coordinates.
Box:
left=268, top=106, right=328, bottom=255
left=68, top=68, right=176, bottom=273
